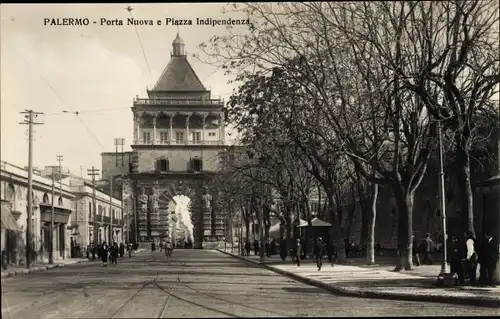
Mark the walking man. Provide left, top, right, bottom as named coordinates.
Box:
left=314, top=237, right=326, bottom=271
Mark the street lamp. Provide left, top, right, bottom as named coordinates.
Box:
left=437, top=120, right=450, bottom=277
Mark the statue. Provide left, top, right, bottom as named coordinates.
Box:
left=202, top=187, right=212, bottom=210
left=150, top=186, right=160, bottom=211
left=138, top=187, right=148, bottom=213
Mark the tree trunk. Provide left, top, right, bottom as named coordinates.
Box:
left=455, top=147, right=475, bottom=236
left=285, top=202, right=292, bottom=240
left=345, top=193, right=356, bottom=245
left=366, top=182, right=378, bottom=265
left=393, top=185, right=414, bottom=271
left=327, top=193, right=347, bottom=263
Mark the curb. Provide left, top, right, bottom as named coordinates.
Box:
left=0, top=259, right=91, bottom=279
left=217, top=249, right=500, bottom=309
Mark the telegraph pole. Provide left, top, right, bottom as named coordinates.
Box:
left=109, top=176, right=113, bottom=244
left=47, top=166, right=58, bottom=265
left=437, top=120, right=450, bottom=276
left=57, top=155, right=63, bottom=198
left=87, top=167, right=100, bottom=248
left=19, top=110, right=44, bottom=269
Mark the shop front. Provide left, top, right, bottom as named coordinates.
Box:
left=38, top=203, right=72, bottom=262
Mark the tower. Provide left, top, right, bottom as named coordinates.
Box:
left=130, top=33, right=226, bottom=248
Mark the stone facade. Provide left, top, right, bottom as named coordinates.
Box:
left=1, top=161, right=75, bottom=264
left=67, top=176, right=125, bottom=248
left=101, top=34, right=227, bottom=248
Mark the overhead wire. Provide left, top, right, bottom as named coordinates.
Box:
left=127, top=6, right=153, bottom=79
left=8, top=42, right=104, bottom=149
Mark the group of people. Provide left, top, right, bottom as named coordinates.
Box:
left=87, top=242, right=133, bottom=266
left=412, top=231, right=498, bottom=286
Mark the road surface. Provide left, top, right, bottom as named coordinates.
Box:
left=1, top=249, right=496, bottom=318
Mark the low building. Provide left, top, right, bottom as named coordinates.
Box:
left=1, top=161, right=75, bottom=265
left=67, top=176, right=125, bottom=248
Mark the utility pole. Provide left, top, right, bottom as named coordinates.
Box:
left=87, top=167, right=100, bottom=248
left=57, top=155, right=63, bottom=198
left=19, top=110, right=44, bottom=269
left=109, top=176, right=113, bottom=244
left=47, top=166, right=59, bottom=265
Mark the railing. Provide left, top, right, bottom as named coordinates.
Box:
left=133, top=98, right=223, bottom=106
left=133, top=139, right=225, bottom=146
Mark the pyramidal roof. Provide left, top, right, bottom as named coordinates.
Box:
left=151, top=33, right=207, bottom=92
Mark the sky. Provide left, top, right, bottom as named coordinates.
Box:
left=1, top=3, right=245, bottom=176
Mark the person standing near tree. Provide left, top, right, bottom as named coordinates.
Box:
left=294, top=238, right=302, bottom=267
left=314, top=237, right=326, bottom=271
left=412, top=235, right=421, bottom=266
left=420, top=233, right=433, bottom=265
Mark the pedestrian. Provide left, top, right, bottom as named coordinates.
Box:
left=314, top=237, right=326, bottom=271
left=270, top=239, right=276, bottom=256
left=463, top=231, right=478, bottom=285
left=448, top=235, right=464, bottom=285
left=119, top=242, right=125, bottom=258
left=279, top=237, right=287, bottom=261
left=112, top=242, right=119, bottom=264
left=294, top=238, right=302, bottom=267
left=420, top=233, right=433, bottom=265
left=375, top=242, right=381, bottom=257
left=151, top=241, right=156, bottom=252
left=254, top=239, right=259, bottom=256
left=265, top=240, right=271, bottom=257
left=478, top=232, right=499, bottom=286
left=101, top=241, right=109, bottom=267
left=245, top=240, right=251, bottom=256
left=412, top=235, right=420, bottom=266
left=344, top=238, right=350, bottom=258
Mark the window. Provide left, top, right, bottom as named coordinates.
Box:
left=58, top=197, right=63, bottom=206
left=192, top=158, right=202, bottom=172
left=176, top=132, right=184, bottom=143
left=160, top=132, right=168, bottom=143
left=43, top=193, right=49, bottom=204
left=192, top=132, right=201, bottom=143
left=208, top=132, right=216, bottom=137
left=143, top=131, right=151, bottom=143
left=98, top=205, right=102, bottom=215
left=103, top=207, right=107, bottom=217
left=89, top=202, right=92, bottom=219
left=112, top=209, right=115, bottom=220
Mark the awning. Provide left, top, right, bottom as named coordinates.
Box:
left=298, top=217, right=332, bottom=227
left=1, top=204, right=20, bottom=231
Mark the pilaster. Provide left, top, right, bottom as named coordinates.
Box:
left=153, top=116, right=157, bottom=145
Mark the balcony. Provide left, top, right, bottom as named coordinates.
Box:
left=133, top=140, right=224, bottom=146
left=133, top=98, right=223, bottom=106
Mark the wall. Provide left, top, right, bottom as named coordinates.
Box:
left=1, top=161, right=75, bottom=262
left=135, top=147, right=224, bottom=173
left=101, top=152, right=134, bottom=180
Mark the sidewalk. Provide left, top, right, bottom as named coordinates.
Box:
left=1, top=258, right=90, bottom=279
left=217, top=249, right=500, bottom=309
left=0, top=249, right=147, bottom=279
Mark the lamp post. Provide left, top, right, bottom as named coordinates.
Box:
left=437, top=120, right=450, bottom=276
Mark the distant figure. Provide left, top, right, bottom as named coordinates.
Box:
left=265, top=240, right=271, bottom=257
left=420, top=233, right=433, bottom=265
left=448, top=235, right=465, bottom=285
left=119, top=243, right=125, bottom=258
left=100, top=242, right=109, bottom=267
left=294, top=238, right=302, bottom=267
left=463, top=231, right=478, bottom=285
left=253, top=240, right=259, bottom=256
left=344, top=238, right=350, bottom=258
left=375, top=242, right=381, bottom=257
left=412, top=235, right=420, bottom=266
left=314, top=237, right=326, bottom=271
left=478, top=232, right=499, bottom=286
left=279, top=238, right=287, bottom=261
left=151, top=242, right=156, bottom=252
left=245, top=240, right=251, bottom=256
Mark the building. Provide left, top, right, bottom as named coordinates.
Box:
left=67, top=175, right=125, bottom=247
left=101, top=33, right=228, bottom=248
left=1, top=161, right=75, bottom=265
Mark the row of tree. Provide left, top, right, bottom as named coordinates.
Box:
left=203, top=2, right=499, bottom=271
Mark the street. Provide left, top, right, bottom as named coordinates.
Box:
left=1, top=250, right=497, bottom=318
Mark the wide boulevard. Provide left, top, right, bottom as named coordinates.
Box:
left=1, top=250, right=496, bottom=318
